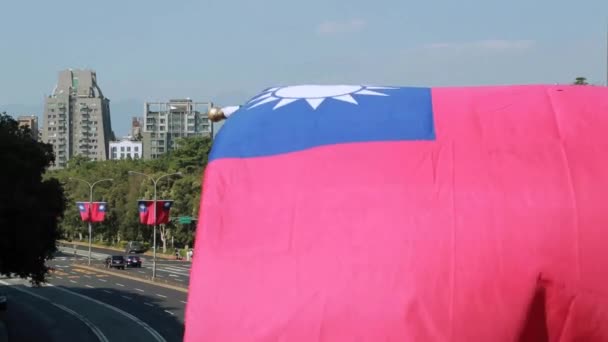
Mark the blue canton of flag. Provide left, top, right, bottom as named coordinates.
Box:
left=210, top=85, right=436, bottom=161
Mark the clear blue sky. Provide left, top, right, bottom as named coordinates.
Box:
left=1, top=0, right=607, bottom=135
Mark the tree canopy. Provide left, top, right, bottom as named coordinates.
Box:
left=0, top=112, right=65, bottom=284
left=47, top=135, right=213, bottom=253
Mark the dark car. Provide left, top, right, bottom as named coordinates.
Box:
left=125, top=241, right=145, bottom=254
left=105, top=255, right=126, bottom=270
left=125, top=255, right=142, bottom=268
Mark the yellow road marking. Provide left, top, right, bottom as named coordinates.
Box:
left=73, top=268, right=97, bottom=275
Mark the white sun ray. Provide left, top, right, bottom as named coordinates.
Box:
left=306, top=98, right=325, bottom=110
left=249, top=96, right=280, bottom=109
left=332, top=94, right=358, bottom=104
left=354, top=89, right=389, bottom=96
left=274, top=98, right=298, bottom=109
left=248, top=92, right=273, bottom=103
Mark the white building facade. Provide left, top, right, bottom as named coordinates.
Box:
left=109, top=138, right=142, bottom=160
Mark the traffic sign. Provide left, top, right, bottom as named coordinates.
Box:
left=178, top=216, right=192, bottom=224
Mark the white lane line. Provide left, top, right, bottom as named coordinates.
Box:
left=164, top=310, right=175, bottom=316
left=47, top=284, right=167, bottom=342
left=70, top=280, right=77, bottom=284
left=0, top=280, right=109, bottom=342
left=84, top=275, right=92, bottom=279
left=180, top=300, right=187, bottom=304
left=144, top=302, right=154, bottom=307
left=85, top=285, right=95, bottom=289
left=115, top=283, right=125, bottom=287
left=102, top=290, right=112, bottom=294
left=174, top=279, right=183, bottom=282
left=98, top=279, right=107, bottom=282
left=138, top=271, right=145, bottom=274
left=156, top=294, right=167, bottom=298
left=135, top=288, right=145, bottom=293
left=56, top=276, right=63, bottom=279
left=169, top=274, right=178, bottom=278
left=121, top=295, right=132, bottom=300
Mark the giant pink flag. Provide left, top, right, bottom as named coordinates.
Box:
left=185, top=85, right=608, bottom=341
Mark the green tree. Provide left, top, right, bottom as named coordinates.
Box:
left=0, top=113, right=66, bottom=284
left=573, top=77, right=589, bottom=85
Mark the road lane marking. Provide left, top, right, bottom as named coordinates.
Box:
left=164, top=310, right=175, bottom=315
left=138, top=271, right=145, bottom=274
left=116, top=283, right=125, bottom=287
left=135, top=288, right=144, bottom=293
left=84, top=275, right=92, bottom=279
left=46, top=284, right=167, bottom=342
left=180, top=300, right=187, bottom=304
left=85, top=285, right=94, bottom=289
left=0, top=280, right=109, bottom=342
left=121, top=295, right=132, bottom=300
left=102, top=290, right=112, bottom=294
left=156, top=294, right=167, bottom=298
left=174, top=279, right=183, bottom=282
left=169, top=274, right=178, bottom=277
left=70, top=280, right=77, bottom=284
left=98, top=279, right=107, bottom=282
left=144, top=302, right=154, bottom=307
left=55, top=276, right=63, bottom=279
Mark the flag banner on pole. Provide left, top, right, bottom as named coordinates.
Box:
left=184, top=84, right=608, bottom=341
left=90, top=202, right=107, bottom=222
left=138, top=200, right=174, bottom=225
left=76, top=202, right=90, bottom=222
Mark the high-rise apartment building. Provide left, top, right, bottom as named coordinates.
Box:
left=142, top=99, right=212, bottom=159
left=131, top=117, right=143, bottom=139
left=17, top=115, right=39, bottom=140
left=42, top=69, right=114, bottom=168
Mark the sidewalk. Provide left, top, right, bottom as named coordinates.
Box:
left=58, top=240, right=191, bottom=262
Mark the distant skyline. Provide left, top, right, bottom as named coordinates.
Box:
left=1, top=0, right=607, bottom=136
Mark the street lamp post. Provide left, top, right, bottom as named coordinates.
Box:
left=128, top=171, right=182, bottom=279
left=69, top=177, right=113, bottom=265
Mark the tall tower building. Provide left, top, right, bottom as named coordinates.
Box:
left=142, top=99, right=212, bottom=159
left=42, top=69, right=114, bottom=168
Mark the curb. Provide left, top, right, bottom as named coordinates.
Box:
left=59, top=240, right=184, bottom=261
left=72, top=264, right=188, bottom=293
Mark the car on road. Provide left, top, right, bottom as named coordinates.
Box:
left=125, top=241, right=146, bottom=254
left=105, top=255, right=126, bottom=269
left=125, top=255, right=142, bottom=268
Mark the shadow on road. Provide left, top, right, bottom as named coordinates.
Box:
left=1, top=281, right=185, bottom=342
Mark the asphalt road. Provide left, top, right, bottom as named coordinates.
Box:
left=1, top=252, right=187, bottom=342
left=57, top=244, right=192, bottom=285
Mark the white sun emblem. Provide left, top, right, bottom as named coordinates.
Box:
left=246, top=85, right=397, bottom=111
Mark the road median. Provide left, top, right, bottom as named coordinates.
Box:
left=72, top=263, right=188, bottom=293
left=58, top=240, right=184, bottom=261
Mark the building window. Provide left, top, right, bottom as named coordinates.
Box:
left=121, top=146, right=125, bottom=152
left=112, top=147, right=117, bottom=152
left=127, top=147, right=131, bottom=152
left=134, top=153, right=139, bottom=159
